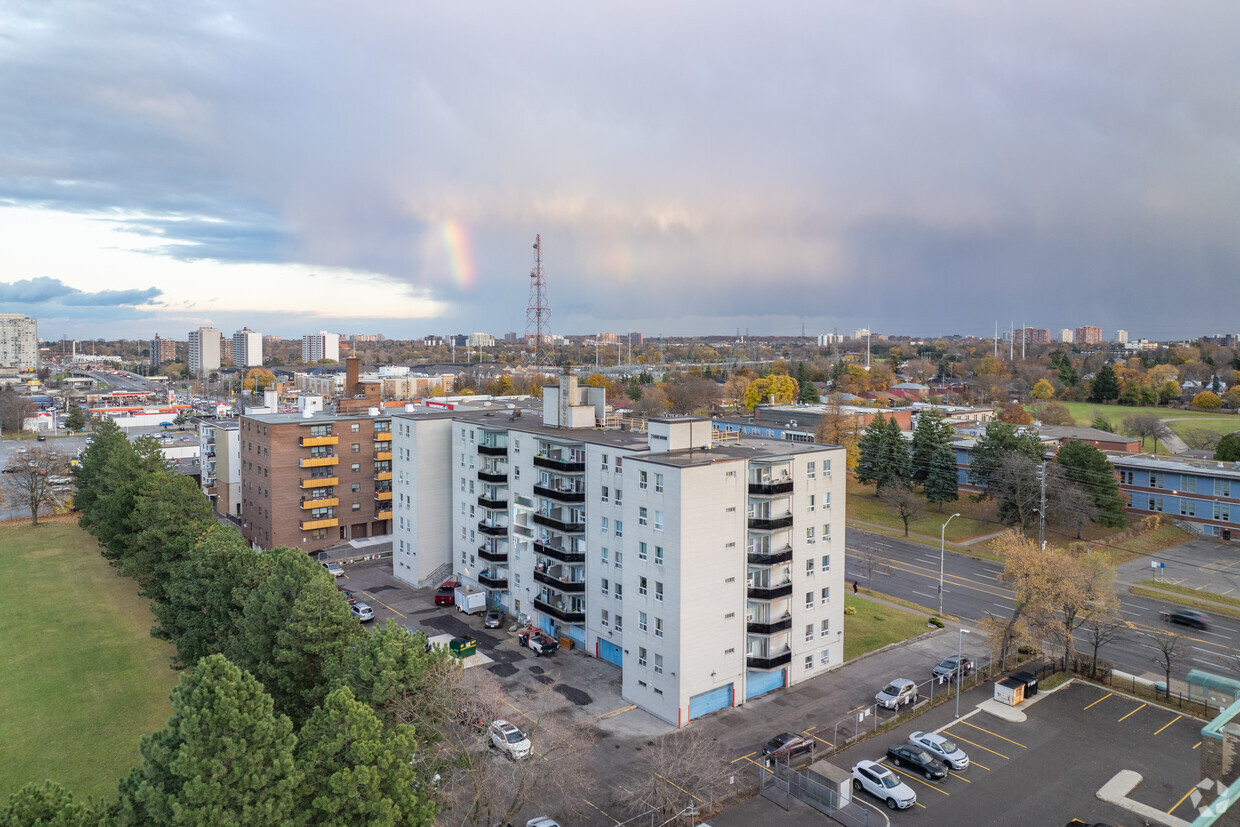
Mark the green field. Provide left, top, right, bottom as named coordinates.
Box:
left=845, top=478, right=993, bottom=542
left=0, top=519, right=179, bottom=802
left=1061, top=402, right=1237, bottom=437
left=843, top=593, right=932, bottom=661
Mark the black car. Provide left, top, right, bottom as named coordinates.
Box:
left=761, top=732, right=814, bottom=760
left=886, top=744, right=948, bottom=780
left=1163, top=608, right=1209, bottom=630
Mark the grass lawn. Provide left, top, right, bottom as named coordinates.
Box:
left=845, top=478, right=993, bottom=542
left=0, top=518, right=179, bottom=802
left=842, top=593, right=932, bottom=661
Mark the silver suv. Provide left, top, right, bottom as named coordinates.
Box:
left=875, top=678, right=918, bottom=710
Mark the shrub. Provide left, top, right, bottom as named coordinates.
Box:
left=928, top=617, right=945, bottom=628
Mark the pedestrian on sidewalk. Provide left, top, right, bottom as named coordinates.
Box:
left=852, top=580, right=859, bottom=594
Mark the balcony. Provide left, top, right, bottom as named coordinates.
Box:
left=478, top=545, right=509, bottom=564
left=300, top=456, right=339, bottom=468
left=375, top=509, right=392, bottom=521
left=534, top=484, right=586, bottom=504
left=533, top=454, right=585, bottom=474
left=534, top=598, right=585, bottom=624
left=375, top=471, right=392, bottom=482
left=534, top=541, right=585, bottom=564
left=478, top=469, right=508, bottom=484
left=747, top=582, right=793, bottom=601
left=478, top=494, right=508, bottom=510
left=300, top=497, right=339, bottom=509
left=478, top=521, right=508, bottom=537
left=748, top=480, right=794, bottom=496
left=534, top=570, right=586, bottom=593
left=300, top=517, right=339, bottom=531
left=299, top=435, right=338, bottom=447
left=747, top=546, right=794, bottom=566
left=301, top=476, right=338, bottom=488
left=478, top=443, right=508, bottom=457
left=375, top=491, right=393, bottom=502
left=375, top=431, right=392, bottom=442
left=746, top=617, right=793, bottom=635
left=748, top=515, right=794, bottom=531
left=533, top=513, right=585, bottom=534
left=746, top=650, right=792, bottom=671
left=376, top=451, right=392, bottom=461
left=478, top=571, right=509, bottom=589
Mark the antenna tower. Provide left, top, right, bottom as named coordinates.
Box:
left=525, top=234, right=554, bottom=366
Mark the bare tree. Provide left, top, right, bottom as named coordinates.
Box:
left=849, top=545, right=887, bottom=589
left=1047, top=478, right=1100, bottom=540
left=1, top=446, right=71, bottom=525
left=1149, top=629, right=1183, bottom=696
left=1180, top=427, right=1222, bottom=452
left=1043, top=553, right=1117, bottom=672
left=0, top=387, right=35, bottom=433
left=989, top=453, right=1042, bottom=533
left=879, top=485, right=925, bottom=537
left=1122, top=414, right=1173, bottom=453
left=1081, top=613, right=1126, bottom=678
left=613, top=728, right=737, bottom=826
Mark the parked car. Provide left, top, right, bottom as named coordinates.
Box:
left=908, top=731, right=969, bottom=770
left=1162, top=608, right=1209, bottom=630
left=851, top=759, right=917, bottom=810
left=886, top=743, right=948, bottom=780
left=483, top=609, right=504, bottom=629
left=36, top=434, right=46, bottom=441
left=875, top=678, right=919, bottom=710
left=518, top=629, right=560, bottom=656
left=322, top=561, right=344, bottom=578
left=337, top=587, right=357, bottom=605
left=932, top=655, right=974, bottom=682
left=761, top=732, right=814, bottom=761
left=351, top=603, right=375, bottom=622
left=434, top=586, right=455, bottom=607
left=525, top=819, right=560, bottom=827
left=489, top=720, right=531, bottom=760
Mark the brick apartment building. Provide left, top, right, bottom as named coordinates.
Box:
left=1074, top=326, right=1102, bottom=345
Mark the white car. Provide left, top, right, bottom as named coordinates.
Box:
left=322, top=561, right=345, bottom=578
left=851, top=759, right=917, bottom=810
left=489, top=720, right=531, bottom=760
left=908, top=730, right=969, bottom=770
left=526, top=819, right=560, bottom=827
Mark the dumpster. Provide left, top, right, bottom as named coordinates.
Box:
left=993, top=677, right=1025, bottom=706
left=449, top=636, right=477, bottom=659
left=1011, top=670, right=1039, bottom=697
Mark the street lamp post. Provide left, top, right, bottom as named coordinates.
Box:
left=956, top=628, right=970, bottom=718
left=938, top=513, right=961, bottom=617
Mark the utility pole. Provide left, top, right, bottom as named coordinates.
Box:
left=1038, top=461, right=1047, bottom=550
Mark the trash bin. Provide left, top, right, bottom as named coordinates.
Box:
left=1011, top=670, right=1038, bottom=697
left=449, top=636, right=477, bottom=659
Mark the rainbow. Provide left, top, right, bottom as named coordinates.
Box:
left=440, top=219, right=475, bottom=288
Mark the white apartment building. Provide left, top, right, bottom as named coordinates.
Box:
left=392, top=375, right=846, bottom=726
left=0, top=314, right=38, bottom=371
left=188, top=326, right=222, bottom=377
left=200, top=420, right=241, bottom=517
left=233, top=328, right=263, bottom=367
left=302, top=331, right=340, bottom=363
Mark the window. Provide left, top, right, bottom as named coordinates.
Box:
left=655, top=546, right=664, bottom=565
left=654, top=653, right=664, bottom=674
left=514, top=466, right=520, bottom=479
left=460, top=477, right=466, bottom=491
left=654, top=582, right=664, bottom=602
left=655, top=617, right=664, bottom=638
left=352, top=463, right=361, bottom=472
left=655, top=511, right=663, bottom=531
left=615, top=614, right=623, bottom=630
left=805, top=655, right=814, bottom=670
left=639, top=575, right=649, bottom=596
left=639, top=470, right=648, bottom=489
left=352, top=483, right=361, bottom=492
left=807, top=461, right=816, bottom=479
left=1216, top=479, right=1232, bottom=497
left=615, top=488, right=623, bottom=505
left=1181, top=500, right=1196, bottom=517
left=601, top=486, right=609, bottom=503
left=352, top=442, right=361, bottom=453
left=1150, top=473, right=1165, bottom=490
left=806, top=526, right=816, bottom=544
left=615, top=521, right=623, bottom=537
left=1215, top=503, right=1230, bottom=521
left=821, top=650, right=831, bottom=666
left=1184, top=476, right=1197, bottom=493
left=351, top=423, right=360, bottom=433
left=601, top=609, right=609, bottom=627
left=615, top=583, right=623, bottom=599
left=601, top=578, right=609, bottom=596
left=615, top=456, right=623, bottom=473
left=824, top=492, right=831, bottom=509
left=824, top=459, right=832, bottom=476
left=806, top=559, right=815, bottom=576
left=821, top=554, right=830, bottom=572
left=352, top=503, right=361, bottom=511
left=601, top=547, right=609, bottom=564
left=638, top=647, right=647, bottom=667
left=808, top=494, right=816, bottom=512
left=821, top=618, right=830, bottom=636
left=639, top=611, right=648, bottom=631
left=1148, top=496, right=1163, bottom=512
left=655, top=473, right=664, bottom=493
left=806, top=591, right=814, bottom=610
left=639, top=506, right=648, bottom=526
left=823, top=524, right=832, bottom=543
left=615, top=551, right=623, bottom=569
left=601, top=517, right=609, bottom=534
left=601, top=453, right=609, bottom=470
left=805, top=623, right=814, bottom=642
left=639, top=541, right=648, bottom=561
left=468, top=480, right=474, bottom=493
left=821, top=587, right=830, bottom=606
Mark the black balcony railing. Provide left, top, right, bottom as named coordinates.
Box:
left=748, top=480, right=794, bottom=496
left=532, top=513, right=585, bottom=534
left=747, top=547, right=794, bottom=566
left=534, top=598, right=585, bottom=624
left=533, top=455, right=586, bottom=474
left=533, top=484, right=586, bottom=504
left=477, top=469, right=508, bottom=484
left=534, top=541, right=586, bottom=564
left=746, top=650, right=792, bottom=670
left=747, top=582, right=793, bottom=600
left=478, top=546, right=508, bottom=563
left=746, top=617, right=793, bottom=635
left=478, top=572, right=509, bottom=589
left=748, top=515, right=794, bottom=531
left=478, top=495, right=508, bottom=510
left=478, top=444, right=508, bottom=457
left=534, top=570, right=586, bottom=593
left=477, top=521, right=508, bottom=537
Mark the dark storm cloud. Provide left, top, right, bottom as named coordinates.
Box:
left=0, top=277, right=160, bottom=307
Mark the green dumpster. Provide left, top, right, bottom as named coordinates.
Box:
left=449, top=636, right=477, bottom=659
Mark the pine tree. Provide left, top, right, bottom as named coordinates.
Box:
left=910, top=409, right=953, bottom=484
left=924, top=442, right=960, bottom=511
left=1089, top=364, right=1120, bottom=403
left=1055, top=441, right=1128, bottom=528
left=0, top=780, right=97, bottom=826
left=120, top=472, right=216, bottom=606
left=857, top=414, right=910, bottom=490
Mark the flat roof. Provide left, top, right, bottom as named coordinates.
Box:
left=1107, top=452, right=1240, bottom=477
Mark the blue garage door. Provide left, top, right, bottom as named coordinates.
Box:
left=689, top=684, right=734, bottom=720
left=565, top=625, right=586, bottom=646
left=598, top=638, right=622, bottom=668
left=746, top=669, right=786, bottom=699
left=540, top=616, right=555, bottom=635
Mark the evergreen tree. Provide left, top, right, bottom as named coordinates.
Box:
left=1055, top=442, right=1128, bottom=528
left=1217, top=433, right=1240, bottom=463
left=73, top=418, right=129, bottom=532
left=116, top=654, right=299, bottom=826
left=0, top=780, right=97, bottom=826
left=856, top=414, right=911, bottom=490
left=795, top=363, right=819, bottom=403
left=296, top=687, right=437, bottom=827
left=1089, top=364, right=1120, bottom=403
left=968, top=421, right=1045, bottom=495
left=120, top=473, right=215, bottom=606
left=627, top=377, right=642, bottom=401
left=910, top=409, right=954, bottom=484
left=62, top=406, right=87, bottom=433
left=924, top=442, right=960, bottom=511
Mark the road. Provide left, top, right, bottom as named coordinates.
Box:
left=845, top=528, right=1239, bottom=682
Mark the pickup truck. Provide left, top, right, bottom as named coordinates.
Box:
left=518, top=629, right=560, bottom=656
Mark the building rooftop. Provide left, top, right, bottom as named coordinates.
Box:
left=1107, top=452, right=1240, bottom=477
left=1035, top=425, right=1134, bottom=443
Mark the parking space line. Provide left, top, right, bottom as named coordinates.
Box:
left=360, top=592, right=408, bottom=619
left=1118, top=703, right=1147, bottom=722
left=731, top=751, right=756, bottom=764
left=893, top=771, right=950, bottom=796
left=740, top=755, right=774, bottom=775
left=1169, top=785, right=1197, bottom=816
left=657, top=773, right=703, bottom=802
left=960, top=721, right=1027, bottom=748
left=944, top=733, right=1008, bottom=760
left=1083, top=692, right=1113, bottom=710
left=968, top=759, right=992, bottom=771
left=591, top=704, right=637, bottom=720
left=948, top=771, right=971, bottom=782
left=582, top=797, right=622, bottom=825
left=1194, top=741, right=1202, bottom=750
left=802, top=729, right=834, bottom=748
left=1153, top=715, right=1182, bottom=736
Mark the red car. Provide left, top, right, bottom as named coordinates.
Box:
left=434, top=586, right=455, bottom=606
left=518, top=629, right=560, bottom=656
left=337, top=587, right=358, bottom=605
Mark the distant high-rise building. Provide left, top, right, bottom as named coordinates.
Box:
left=817, top=333, right=844, bottom=346
left=1059, top=329, right=1073, bottom=343
left=150, top=333, right=178, bottom=367
left=467, top=332, right=495, bottom=347
left=233, top=327, right=263, bottom=367
left=219, top=336, right=233, bottom=365
left=1016, top=328, right=1051, bottom=345
left=188, top=326, right=222, bottom=376
left=1074, top=326, right=1102, bottom=346
left=628, top=331, right=644, bottom=348
left=1115, top=330, right=1129, bottom=345
left=301, top=331, right=340, bottom=363
left=0, top=314, right=38, bottom=371
left=850, top=328, right=871, bottom=341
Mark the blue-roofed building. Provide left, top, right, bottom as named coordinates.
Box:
left=1107, top=453, right=1240, bottom=542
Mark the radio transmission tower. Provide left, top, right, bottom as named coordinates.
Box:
left=525, top=234, right=554, bottom=366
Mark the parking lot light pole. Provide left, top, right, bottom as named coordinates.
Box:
left=938, top=513, right=961, bottom=617
left=956, top=628, right=970, bottom=718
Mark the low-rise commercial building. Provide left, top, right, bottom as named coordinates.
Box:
left=1109, top=453, right=1240, bottom=542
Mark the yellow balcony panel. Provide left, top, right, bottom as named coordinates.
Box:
left=375, top=510, right=393, bottom=521
left=375, top=432, right=392, bottom=442
left=376, top=451, right=393, bottom=461
left=300, top=518, right=339, bottom=531
left=301, top=477, right=339, bottom=488
left=301, top=497, right=339, bottom=509
left=375, top=491, right=393, bottom=501
left=300, top=456, right=339, bottom=468
left=300, top=435, right=339, bottom=447
left=375, top=471, right=393, bottom=481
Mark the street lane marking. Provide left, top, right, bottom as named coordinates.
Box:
left=1118, top=703, right=1147, bottom=722
left=1083, top=692, right=1113, bottom=710
left=1169, top=785, right=1197, bottom=815
left=1153, top=716, right=1182, bottom=736
left=944, top=733, right=1008, bottom=759
left=960, top=721, right=1027, bottom=748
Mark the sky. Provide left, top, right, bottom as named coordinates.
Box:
left=1, top=2, right=1238, bottom=344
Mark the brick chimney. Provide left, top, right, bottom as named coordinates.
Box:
left=346, top=356, right=360, bottom=398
